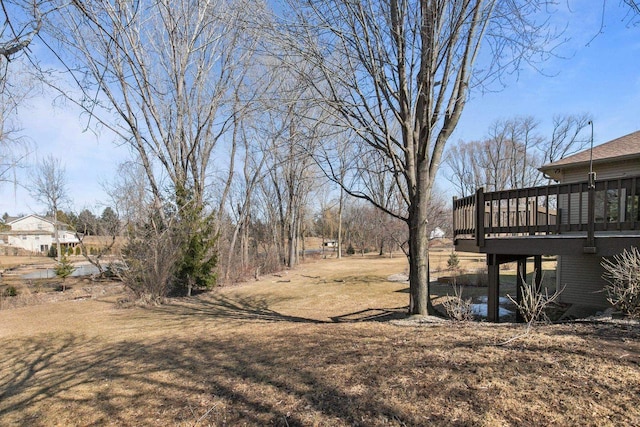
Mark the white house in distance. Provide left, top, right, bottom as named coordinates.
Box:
left=429, top=227, right=446, bottom=240
left=0, top=214, right=79, bottom=254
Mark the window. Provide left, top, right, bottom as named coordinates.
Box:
left=595, top=189, right=625, bottom=223
left=626, top=195, right=639, bottom=222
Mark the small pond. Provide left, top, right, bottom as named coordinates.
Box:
left=472, top=296, right=513, bottom=317
left=22, top=264, right=102, bottom=279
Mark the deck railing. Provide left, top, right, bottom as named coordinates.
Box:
left=453, top=176, right=640, bottom=247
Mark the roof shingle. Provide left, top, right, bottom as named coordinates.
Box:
left=540, top=130, right=640, bottom=171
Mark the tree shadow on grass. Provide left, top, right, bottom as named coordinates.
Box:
left=2, top=322, right=640, bottom=425
left=0, top=332, right=449, bottom=425
left=330, top=307, right=408, bottom=322
left=142, top=293, right=410, bottom=325
left=148, top=293, right=330, bottom=324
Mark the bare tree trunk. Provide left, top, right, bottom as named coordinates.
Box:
left=241, top=215, right=250, bottom=268
left=279, top=0, right=557, bottom=316
left=407, top=195, right=432, bottom=316
left=337, top=187, right=343, bottom=259
left=287, top=208, right=297, bottom=267
left=53, top=209, right=61, bottom=262
left=225, top=221, right=242, bottom=281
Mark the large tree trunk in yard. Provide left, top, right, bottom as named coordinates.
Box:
left=407, top=173, right=434, bottom=316
left=279, top=0, right=558, bottom=318
left=407, top=217, right=432, bottom=316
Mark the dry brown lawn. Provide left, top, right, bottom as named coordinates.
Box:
left=0, top=253, right=639, bottom=426
left=0, top=255, right=52, bottom=270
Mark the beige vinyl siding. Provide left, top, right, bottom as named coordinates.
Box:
left=555, top=159, right=639, bottom=225
left=560, top=158, right=640, bottom=183
left=558, top=190, right=629, bottom=225
left=557, top=254, right=612, bottom=308
left=558, top=192, right=588, bottom=225
left=539, top=147, right=640, bottom=309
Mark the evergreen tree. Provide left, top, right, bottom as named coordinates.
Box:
left=54, top=254, right=75, bottom=292
left=174, top=186, right=218, bottom=296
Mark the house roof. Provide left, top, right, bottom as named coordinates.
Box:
left=539, top=130, right=640, bottom=174
left=6, top=214, right=56, bottom=226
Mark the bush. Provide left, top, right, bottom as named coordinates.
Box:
left=447, top=252, right=460, bottom=270
left=346, top=244, right=355, bottom=255
left=119, top=226, right=181, bottom=304
left=47, top=245, right=57, bottom=258
left=3, top=286, right=18, bottom=297
left=75, top=246, right=81, bottom=256
left=601, top=247, right=640, bottom=318
left=442, top=285, right=473, bottom=321
left=507, top=271, right=563, bottom=324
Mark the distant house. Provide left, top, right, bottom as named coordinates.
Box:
left=453, top=130, right=640, bottom=321
left=429, top=227, right=446, bottom=240
left=0, top=214, right=79, bottom=254
left=323, top=240, right=338, bottom=248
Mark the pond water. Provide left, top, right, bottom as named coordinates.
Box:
left=472, top=296, right=513, bottom=318
left=22, top=264, right=102, bottom=279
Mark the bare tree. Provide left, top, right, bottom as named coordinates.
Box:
left=0, top=64, right=31, bottom=187
left=444, top=140, right=486, bottom=197
left=0, top=1, right=43, bottom=189
left=541, top=113, right=592, bottom=164
left=314, top=130, right=360, bottom=259
left=446, top=114, right=591, bottom=197
left=69, top=205, right=122, bottom=278
left=30, top=155, right=68, bottom=260
left=42, top=0, right=266, bottom=294
left=265, top=119, right=317, bottom=268
left=314, top=184, right=338, bottom=257
left=253, top=59, right=324, bottom=268
left=104, top=161, right=152, bottom=230
left=481, top=117, right=544, bottom=191
left=223, top=117, right=268, bottom=281
left=0, top=0, right=41, bottom=64
left=282, top=0, right=559, bottom=315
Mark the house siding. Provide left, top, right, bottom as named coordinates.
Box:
left=560, top=158, right=640, bottom=183
left=558, top=189, right=628, bottom=225
left=558, top=254, right=611, bottom=308
left=2, top=215, right=78, bottom=254
left=553, top=158, right=640, bottom=308
left=9, top=215, right=55, bottom=233
left=558, top=192, right=588, bottom=225
left=7, top=234, right=51, bottom=253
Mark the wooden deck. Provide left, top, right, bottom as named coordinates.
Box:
left=452, top=175, right=640, bottom=322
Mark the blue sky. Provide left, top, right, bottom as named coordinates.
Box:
left=1, top=1, right=639, bottom=216
left=453, top=2, right=640, bottom=144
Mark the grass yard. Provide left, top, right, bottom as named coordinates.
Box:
left=0, top=253, right=639, bottom=426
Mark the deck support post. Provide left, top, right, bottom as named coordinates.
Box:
left=475, top=188, right=485, bottom=248
left=487, top=254, right=500, bottom=322
left=516, top=258, right=527, bottom=323
left=534, top=255, right=543, bottom=292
